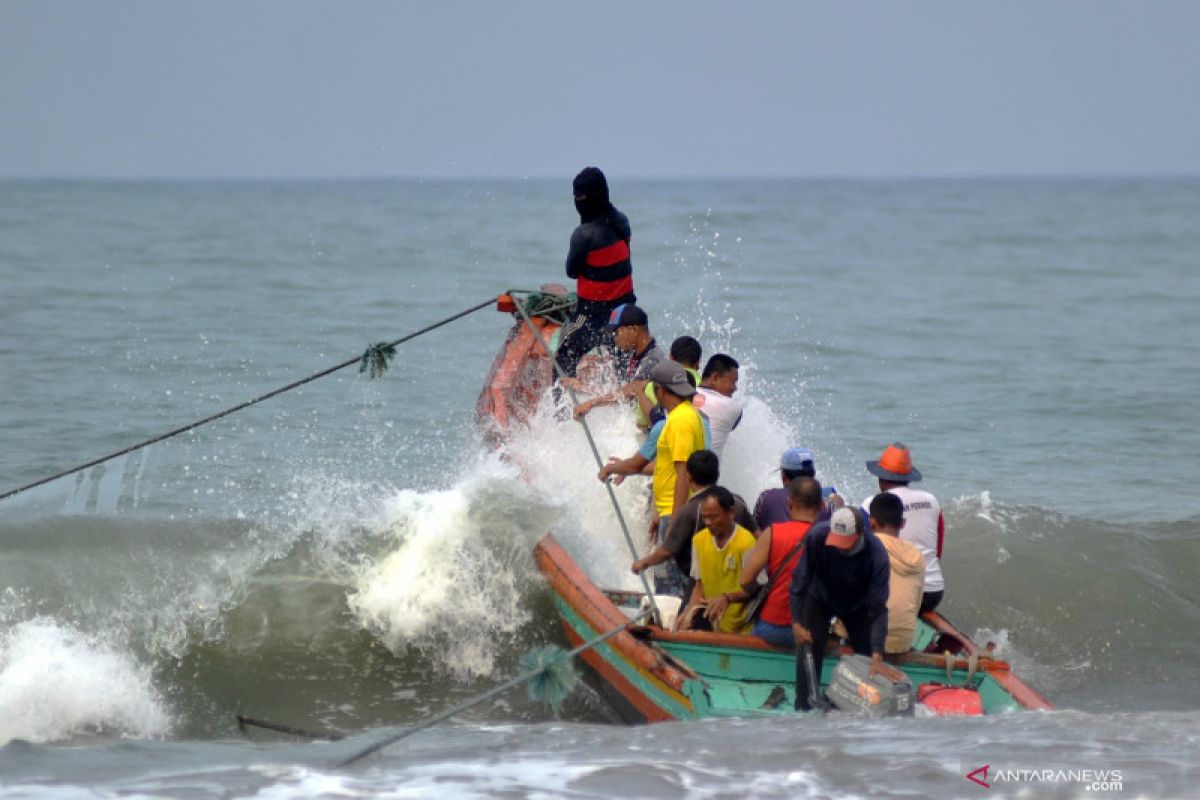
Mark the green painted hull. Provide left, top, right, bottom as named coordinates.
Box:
left=537, top=535, right=1051, bottom=723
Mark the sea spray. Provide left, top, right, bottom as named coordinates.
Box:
left=347, top=457, right=558, bottom=680
left=0, top=618, right=169, bottom=745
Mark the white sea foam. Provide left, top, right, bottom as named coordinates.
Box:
left=347, top=457, right=557, bottom=680
left=0, top=618, right=169, bottom=745
left=345, top=372, right=805, bottom=680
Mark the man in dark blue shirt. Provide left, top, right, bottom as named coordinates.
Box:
left=789, top=506, right=890, bottom=710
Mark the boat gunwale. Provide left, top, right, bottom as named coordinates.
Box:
left=537, top=532, right=1054, bottom=713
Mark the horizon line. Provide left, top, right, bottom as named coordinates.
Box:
left=2, top=171, right=1198, bottom=183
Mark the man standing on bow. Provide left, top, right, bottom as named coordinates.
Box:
left=556, top=166, right=635, bottom=378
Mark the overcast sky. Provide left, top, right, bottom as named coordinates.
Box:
left=2, top=1, right=1198, bottom=179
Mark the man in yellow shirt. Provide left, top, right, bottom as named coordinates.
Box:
left=598, top=359, right=705, bottom=596
left=682, top=487, right=757, bottom=634
left=648, top=361, right=706, bottom=518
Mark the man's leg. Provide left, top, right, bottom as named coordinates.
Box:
left=919, top=590, right=943, bottom=614
left=753, top=618, right=796, bottom=649
left=796, top=591, right=832, bottom=711
left=840, top=609, right=875, bottom=657
left=554, top=312, right=610, bottom=378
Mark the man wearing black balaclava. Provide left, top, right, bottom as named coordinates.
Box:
left=556, top=166, right=636, bottom=378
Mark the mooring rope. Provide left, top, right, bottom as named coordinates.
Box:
left=508, top=291, right=661, bottom=626
left=336, top=608, right=651, bottom=767
left=0, top=297, right=498, bottom=503
left=236, top=714, right=345, bottom=741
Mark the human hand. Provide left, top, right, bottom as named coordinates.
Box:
left=706, top=594, right=730, bottom=623
left=792, top=623, right=813, bottom=645
left=572, top=399, right=593, bottom=419
left=631, top=558, right=647, bottom=574
left=867, top=652, right=883, bottom=679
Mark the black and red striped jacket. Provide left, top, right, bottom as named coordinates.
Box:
left=565, top=208, right=635, bottom=312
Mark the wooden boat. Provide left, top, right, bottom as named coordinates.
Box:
left=479, top=291, right=1054, bottom=720
left=537, top=534, right=1052, bottom=720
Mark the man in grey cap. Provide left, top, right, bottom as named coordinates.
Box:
left=600, top=360, right=706, bottom=597
left=753, top=447, right=842, bottom=529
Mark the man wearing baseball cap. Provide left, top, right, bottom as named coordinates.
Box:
left=789, top=506, right=890, bottom=710
left=572, top=303, right=667, bottom=421
left=753, top=447, right=841, bottom=529
left=599, top=360, right=706, bottom=597
left=859, top=442, right=946, bottom=613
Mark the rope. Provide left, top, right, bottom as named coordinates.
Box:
left=236, top=715, right=344, bottom=741
left=337, top=608, right=651, bottom=767
left=507, top=291, right=661, bottom=626
left=0, top=297, right=498, bottom=503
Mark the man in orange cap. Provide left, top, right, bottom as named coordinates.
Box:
left=860, top=442, right=945, bottom=613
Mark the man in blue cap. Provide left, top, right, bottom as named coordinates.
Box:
left=572, top=303, right=666, bottom=420
left=753, top=447, right=842, bottom=529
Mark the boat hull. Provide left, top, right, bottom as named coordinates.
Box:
left=536, top=534, right=1053, bottom=721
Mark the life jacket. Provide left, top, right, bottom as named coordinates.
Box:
left=760, top=520, right=812, bottom=626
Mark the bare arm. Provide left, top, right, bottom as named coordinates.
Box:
left=598, top=453, right=650, bottom=482
left=739, top=527, right=772, bottom=593
left=574, top=379, right=649, bottom=419
left=631, top=546, right=673, bottom=574
left=677, top=577, right=707, bottom=631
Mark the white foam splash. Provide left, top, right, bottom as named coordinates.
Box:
left=347, top=458, right=556, bottom=680
left=0, top=618, right=170, bottom=745
left=344, top=374, right=803, bottom=679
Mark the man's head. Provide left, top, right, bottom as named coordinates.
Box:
left=699, top=486, right=737, bottom=538
left=669, top=336, right=703, bottom=370
left=701, top=353, right=739, bottom=397
left=826, top=506, right=866, bottom=555
left=869, top=492, right=905, bottom=536
left=779, top=447, right=816, bottom=483
left=649, top=360, right=697, bottom=406
left=866, top=442, right=923, bottom=489
left=786, top=476, right=824, bottom=520
left=573, top=166, right=609, bottom=219
left=607, top=303, right=649, bottom=353
left=686, top=450, right=720, bottom=490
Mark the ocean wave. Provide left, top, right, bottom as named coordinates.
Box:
left=0, top=618, right=169, bottom=745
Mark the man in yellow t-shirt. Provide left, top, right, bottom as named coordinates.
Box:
left=684, top=487, right=757, bottom=634
left=598, top=359, right=705, bottom=597
left=648, top=360, right=706, bottom=520
left=648, top=360, right=706, bottom=597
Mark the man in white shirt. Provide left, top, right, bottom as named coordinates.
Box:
left=859, top=442, right=946, bottom=612
left=691, top=353, right=742, bottom=458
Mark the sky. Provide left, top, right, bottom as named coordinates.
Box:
left=2, top=1, right=1198, bottom=179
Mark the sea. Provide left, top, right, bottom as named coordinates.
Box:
left=1, top=177, right=1197, bottom=799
